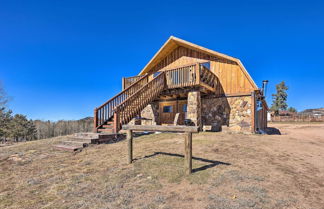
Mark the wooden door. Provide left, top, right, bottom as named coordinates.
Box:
left=177, top=100, right=187, bottom=125
left=159, top=101, right=176, bottom=125
left=159, top=100, right=187, bottom=125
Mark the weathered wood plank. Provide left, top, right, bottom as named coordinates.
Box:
left=127, top=130, right=133, bottom=164
left=184, top=132, right=192, bottom=174
left=122, top=125, right=199, bottom=133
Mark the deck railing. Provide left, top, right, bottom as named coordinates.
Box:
left=165, top=63, right=198, bottom=88
left=165, top=62, right=218, bottom=91
left=94, top=74, right=149, bottom=129
left=122, top=75, right=146, bottom=89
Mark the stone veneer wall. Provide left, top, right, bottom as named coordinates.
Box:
left=187, top=91, right=202, bottom=128
left=127, top=102, right=159, bottom=125
left=140, top=102, right=159, bottom=125
left=201, top=95, right=252, bottom=133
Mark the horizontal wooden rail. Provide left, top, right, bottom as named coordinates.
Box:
left=122, top=125, right=199, bottom=132
left=122, top=125, right=198, bottom=174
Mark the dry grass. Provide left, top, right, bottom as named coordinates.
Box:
left=1, top=124, right=324, bottom=209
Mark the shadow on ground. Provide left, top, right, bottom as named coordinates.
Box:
left=136, top=151, right=230, bottom=173
left=264, top=127, right=281, bottom=135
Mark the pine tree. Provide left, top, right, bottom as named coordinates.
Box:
left=10, top=114, right=36, bottom=142
left=288, top=107, right=297, bottom=113
left=271, top=81, right=289, bottom=115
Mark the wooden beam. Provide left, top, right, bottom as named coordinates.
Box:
left=93, top=108, right=98, bottom=133
left=122, top=125, right=199, bottom=133
left=127, top=130, right=133, bottom=164
left=184, top=132, right=192, bottom=174
left=251, top=90, right=257, bottom=133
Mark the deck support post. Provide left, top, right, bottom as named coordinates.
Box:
left=113, top=112, right=119, bottom=133
left=184, top=132, right=192, bottom=174
left=127, top=130, right=133, bottom=164
left=93, top=108, right=98, bottom=133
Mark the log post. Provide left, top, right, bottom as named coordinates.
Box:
left=195, top=63, right=200, bottom=85
left=184, top=132, right=192, bottom=174
left=127, top=129, right=133, bottom=164
left=93, top=108, right=98, bottom=133
left=113, top=111, right=119, bottom=133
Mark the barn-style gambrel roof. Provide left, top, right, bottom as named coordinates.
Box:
left=139, top=36, right=258, bottom=90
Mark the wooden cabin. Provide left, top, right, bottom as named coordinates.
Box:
left=94, top=36, right=268, bottom=134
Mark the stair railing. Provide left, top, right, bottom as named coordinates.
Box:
left=199, top=63, right=219, bottom=90
left=122, top=75, right=146, bottom=90
left=113, top=72, right=166, bottom=131
left=94, top=74, right=149, bottom=130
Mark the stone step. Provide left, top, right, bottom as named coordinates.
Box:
left=62, top=140, right=90, bottom=147
left=73, top=132, right=100, bottom=138
left=53, top=144, right=83, bottom=152
left=66, top=137, right=92, bottom=143
left=97, top=128, right=115, bottom=134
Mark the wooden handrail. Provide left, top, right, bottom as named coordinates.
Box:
left=97, top=74, right=148, bottom=109
left=114, top=72, right=166, bottom=130
left=123, top=75, right=146, bottom=89
left=116, top=72, right=165, bottom=111
left=94, top=74, right=149, bottom=128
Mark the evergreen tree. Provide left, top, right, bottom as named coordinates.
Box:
left=288, top=107, right=297, bottom=113
left=10, top=114, right=36, bottom=142
left=271, top=81, right=288, bottom=115
left=0, top=108, right=13, bottom=142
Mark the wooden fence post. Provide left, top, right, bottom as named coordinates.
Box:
left=127, top=130, right=133, bottom=164
left=184, top=132, right=192, bottom=174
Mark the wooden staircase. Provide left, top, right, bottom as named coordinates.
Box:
left=94, top=72, right=166, bottom=133
left=94, top=62, right=219, bottom=133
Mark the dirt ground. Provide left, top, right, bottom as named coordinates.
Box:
left=0, top=123, right=324, bottom=209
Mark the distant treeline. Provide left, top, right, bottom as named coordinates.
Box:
left=0, top=82, right=94, bottom=143
left=34, top=117, right=93, bottom=140
left=0, top=108, right=94, bottom=143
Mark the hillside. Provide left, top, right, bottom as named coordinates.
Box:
left=299, top=107, right=324, bottom=115
left=1, top=124, right=324, bottom=209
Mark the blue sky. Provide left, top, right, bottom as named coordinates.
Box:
left=0, top=0, right=323, bottom=120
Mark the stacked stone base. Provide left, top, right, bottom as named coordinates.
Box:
left=128, top=93, right=253, bottom=134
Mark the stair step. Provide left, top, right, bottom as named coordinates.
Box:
left=73, top=132, right=100, bottom=138
left=67, top=137, right=92, bottom=143
left=62, top=141, right=90, bottom=147
left=102, top=125, right=114, bottom=128
left=97, top=128, right=115, bottom=134
left=53, top=144, right=83, bottom=152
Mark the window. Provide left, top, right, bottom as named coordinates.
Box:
left=201, top=62, right=210, bottom=70
left=153, top=72, right=161, bottom=78
left=163, top=106, right=173, bottom=113
left=182, top=104, right=187, bottom=112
